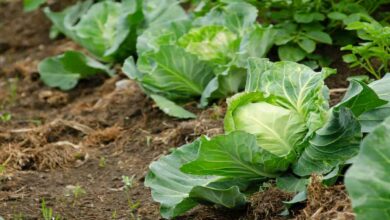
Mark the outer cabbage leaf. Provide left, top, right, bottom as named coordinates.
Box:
left=335, top=80, right=387, bottom=117
left=199, top=26, right=277, bottom=106
left=223, top=2, right=258, bottom=36
left=178, top=26, right=238, bottom=65
left=74, top=1, right=123, bottom=60
left=236, top=25, right=277, bottom=67
left=193, top=1, right=258, bottom=36
left=359, top=74, right=390, bottom=132
left=128, top=45, right=215, bottom=100
left=136, top=0, right=190, bottom=55
left=245, top=58, right=329, bottom=133
left=44, top=0, right=93, bottom=40
left=293, top=108, right=361, bottom=176
left=345, top=117, right=390, bottom=220
left=38, top=51, right=113, bottom=90
left=145, top=138, right=246, bottom=219
left=74, top=0, right=144, bottom=61
left=293, top=78, right=387, bottom=176
left=200, top=66, right=246, bottom=107
left=224, top=92, right=307, bottom=157
left=143, top=0, right=187, bottom=28
left=136, top=20, right=191, bottom=55
left=44, top=0, right=143, bottom=62
left=181, top=131, right=285, bottom=178
left=150, top=94, right=196, bottom=119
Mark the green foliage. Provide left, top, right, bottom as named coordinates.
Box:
left=38, top=51, right=113, bottom=90
left=124, top=1, right=276, bottom=113
left=341, top=19, right=390, bottom=79
left=345, top=117, right=390, bottom=220
left=359, top=74, right=390, bottom=132
left=44, top=0, right=154, bottom=62
left=23, top=0, right=46, bottom=12
left=0, top=112, right=11, bottom=122
left=150, top=94, right=196, bottom=119
left=145, top=59, right=390, bottom=218
left=41, top=199, right=62, bottom=220
left=145, top=139, right=247, bottom=219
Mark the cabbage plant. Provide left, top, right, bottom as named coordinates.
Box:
left=123, top=1, right=277, bottom=116
left=44, top=0, right=186, bottom=62
left=39, top=0, right=187, bottom=90
left=145, top=58, right=390, bottom=219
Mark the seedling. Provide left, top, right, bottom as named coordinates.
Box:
left=72, top=185, right=86, bottom=207
left=41, top=199, right=62, bottom=220
left=121, top=175, right=140, bottom=219
left=0, top=112, right=11, bottom=122
left=98, top=157, right=106, bottom=168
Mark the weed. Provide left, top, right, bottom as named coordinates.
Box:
left=122, top=175, right=140, bottom=219
left=41, top=199, right=62, bottom=220
left=99, top=157, right=107, bottom=168
left=0, top=112, right=11, bottom=122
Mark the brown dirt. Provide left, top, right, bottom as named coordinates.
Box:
left=0, top=1, right=358, bottom=220
left=248, top=187, right=292, bottom=220
left=297, top=176, right=354, bottom=220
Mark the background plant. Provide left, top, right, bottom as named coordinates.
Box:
left=342, top=18, right=390, bottom=79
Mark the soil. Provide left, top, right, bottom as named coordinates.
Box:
left=0, top=1, right=356, bottom=220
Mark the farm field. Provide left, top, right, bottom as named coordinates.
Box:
left=0, top=0, right=389, bottom=219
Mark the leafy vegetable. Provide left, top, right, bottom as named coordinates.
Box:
left=38, top=51, right=113, bottom=90
left=146, top=58, right=390, bottom=218
left=345, top=117, right=390, bottom=220
left=293, top=79, right=387, bottom=176
left=126, top=45, right=215, bottom=100
left=225, top=92, right=307, bottom=157
left=178, top=26, right=238, bottom=65
left=124, top=1, right=276, bottom=114
left=292, top=108, right=361, bottom=176
left=44, top=0, right=185, bottom=62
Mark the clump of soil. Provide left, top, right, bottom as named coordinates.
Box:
left=298, top=175, right=354, bottom=220
left=248, top=187, right=293, bottom=220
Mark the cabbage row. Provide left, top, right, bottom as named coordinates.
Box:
left=25, top=0, right=390, bottom=219
left=145, top=58, right=390, bottom=218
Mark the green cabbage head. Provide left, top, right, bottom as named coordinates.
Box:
left=225, top=58, right=329, bottom=158
left=178, top=26, right=238, bottom=64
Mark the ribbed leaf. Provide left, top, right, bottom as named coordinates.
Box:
left=345, top=117, right=390, bottom=220
left=145, top=139, right=246, bottom=219
left=136, top=45, right=215, bottom=100
left=293, top=108, right=361, bottom=176
left=38, top=51, right=113, bottom=90
left=150, top=94, right=196, bottom=119
left=181, top=131, right=282, bottom=178
left=359, top=75, right=390, bottom=132
left=336, top=80, right=387, bottom=117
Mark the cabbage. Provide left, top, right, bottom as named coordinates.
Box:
left=232, top=101, right=306, bottom=156
left=178, top=26, right=238, bottom=64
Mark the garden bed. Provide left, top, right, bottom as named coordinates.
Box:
left=0, top=1, right=384, bottom=219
